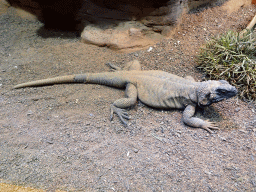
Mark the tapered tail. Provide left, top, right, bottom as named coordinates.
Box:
left=14, top=71, right=126, bottom=89
left=13, top=75, right=76, bottom=89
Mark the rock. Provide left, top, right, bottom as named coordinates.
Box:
left=0, top=0, right=10, bottom=15
left=81, top=21, right=163, bottom=51
left=133, top=148, right=139, bottom=153
left=128, top=28, right=143, bottom=37
left=27, top=110, right=33, bottom=116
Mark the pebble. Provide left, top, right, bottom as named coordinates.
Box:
left=147, top=47, right=153, bottom=52
left=46, top=140, right=54, bottom=144
left=235, top=107, right=240, bottom=112
left=239, top=129, right=246, bottom=133
left=133, top=148, right=139, bottom=153
left=27, top=110, right=33, bottom=116
left=219, top=136, right=226, bottom=141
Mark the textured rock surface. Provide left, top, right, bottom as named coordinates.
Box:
left=0, top=0, right=10, bottom=14
left=3, top=0, right=222, bottom=49
left=81, top=21, right=163, bottom=51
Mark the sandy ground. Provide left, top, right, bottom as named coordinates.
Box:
left=0, top=1, right=256, bottom=191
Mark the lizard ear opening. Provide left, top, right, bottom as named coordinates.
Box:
left=198, top=92, right=211, bottom=106
left=196, top=82, right=212, bottom=107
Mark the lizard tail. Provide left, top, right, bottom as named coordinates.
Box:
left=13, top=75, right=76, bottom=89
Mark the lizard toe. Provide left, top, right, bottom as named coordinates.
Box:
left=110, top=105, right=130, bottom=125
left=202, top=127, right=213, bottom=133
left=206, top=120, right=219, bottom=130
left=209, top=126, right=219, bottom=130
left=202, top=120, right=219, bottom=133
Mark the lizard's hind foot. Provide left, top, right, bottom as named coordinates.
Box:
left=110, top=105, right=131, bottom=125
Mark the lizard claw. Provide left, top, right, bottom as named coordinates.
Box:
left=202, top=120, right=219, bottom=133
left=110, top=105, right=130, bottom=125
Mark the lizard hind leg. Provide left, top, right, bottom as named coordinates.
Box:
left=110, top=83, right=138, bottom=125
left=124, top=60, right=141, bottom=71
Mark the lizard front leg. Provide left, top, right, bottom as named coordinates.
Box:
left=182, top=105, right=219, bottom=133
left=110, top=83, right=137, bottom=125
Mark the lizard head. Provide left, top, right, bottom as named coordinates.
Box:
left=197, top=80, right=238, bottom=107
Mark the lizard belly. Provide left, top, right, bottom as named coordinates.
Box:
left=136, top=81, right=188, bottom=109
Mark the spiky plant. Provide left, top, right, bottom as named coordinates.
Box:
left=197, top=30, right=256, bottom=101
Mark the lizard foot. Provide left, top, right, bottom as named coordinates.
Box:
left=106, top=63, right=122, bottom=71
left=110, top=105, right=130, bottom=125
left=201, top=120, right=219, bottom=133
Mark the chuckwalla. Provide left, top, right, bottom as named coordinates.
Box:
left=14, top=60, right=238, bottom=133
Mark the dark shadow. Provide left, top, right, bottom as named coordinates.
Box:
left=36, top=26, right=81, bottom=39
left=196, top=105, right=222, bottom=122
left=188, top=0, right=227, bottom=14
left=7, top=0, right=85, bottom=37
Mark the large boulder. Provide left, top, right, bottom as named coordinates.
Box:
left=3, top=0, right=221, bottom=50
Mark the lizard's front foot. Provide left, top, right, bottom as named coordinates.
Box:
left=201, top=120, right=219, bottom=133
left=110, top=105, right=131, bottom=125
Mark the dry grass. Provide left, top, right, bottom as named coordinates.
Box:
left=197, top=30, right=256, bottom=101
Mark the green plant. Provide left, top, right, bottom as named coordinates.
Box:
left=197, top=30, right=256, bottom=101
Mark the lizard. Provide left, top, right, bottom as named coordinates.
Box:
left=14, top=60, right=238, bottom=133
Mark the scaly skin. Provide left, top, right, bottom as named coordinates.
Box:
left=14, top=60, right=238, bottom=133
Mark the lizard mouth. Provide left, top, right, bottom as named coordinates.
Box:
left=198, top=96, right=225, bottom=107
left=211, top=97, right=225, bottom=103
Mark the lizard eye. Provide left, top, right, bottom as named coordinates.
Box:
left=221, top=90, right=226, bottom=94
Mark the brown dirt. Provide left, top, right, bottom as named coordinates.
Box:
left=0, top=1, right=256, bottom=191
